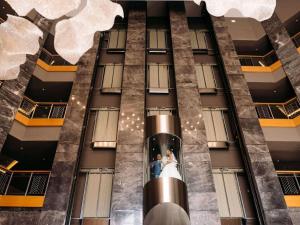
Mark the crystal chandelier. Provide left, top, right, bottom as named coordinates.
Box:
left=0, top=0, right=276, bottom=80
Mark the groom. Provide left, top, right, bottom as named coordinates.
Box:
left=151, top=154, right=162, bottom=178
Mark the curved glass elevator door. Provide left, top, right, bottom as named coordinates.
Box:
left=143, top=115, right=190, bottom=225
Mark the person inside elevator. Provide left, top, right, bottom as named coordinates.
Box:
left=160, top=149, right=182, bottom=180
left=151, top=154, right=162, bottom=178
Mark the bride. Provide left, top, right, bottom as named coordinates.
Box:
left=160, top=149, right=182, bottom=180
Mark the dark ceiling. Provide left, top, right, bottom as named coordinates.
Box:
left=234, top=36, right=274, bottom=56
left=248, top=77, right=296, bottom=103
left=2, top=135, right=57, bottom=170
left=25, top=76, right=73, bottom=102
left=0, top=0, right=16, bottom=21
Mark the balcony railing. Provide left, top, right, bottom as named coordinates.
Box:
left=255, top=97, right=300, bottom=119
left=18, top=96, right=67, bottom=119
left=278, top=172, right=300, bottom=195
left=239, top=50, right=279, bottom=67
left=39, top=48, right=72, bottom=66
left=292, top=32, right=300, bottom=48
left=0, top=170, right=50, bottom=196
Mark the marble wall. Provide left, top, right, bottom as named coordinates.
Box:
left=0, top=16, right=52, bottom=151
left=169, top=4, right=221, bottom=225
left=211, top=16, right=293, bottom=225
left=261, top=13, right=300, bottom=101
left=110, top=6, right=146, bottom=225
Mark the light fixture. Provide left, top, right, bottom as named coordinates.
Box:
left=5, top=0, right=82, bottom=20
left=0, top=15, right=42, bottom=80
left=193, top=0, right=276, bottom=21
left=54, top=0, right=123, bottom=64
left=231, top=19, right=236, bottom=23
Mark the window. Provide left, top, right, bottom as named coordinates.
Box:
left=148, top=29, right=167, bottom=52
left=81, top=169, right=114, bottom=218
left=108, top=29, right=126, bottom=50
left=147, top=64, right=169, bottom=94
left=203, top=109, right=229, bottom=148
left=195, top=64, right=218, bottom=93
left=213, top=169, right=245, bottom=218
left=190, top=29, right=208, bottom=50
left=102, top=64, right=123, bottom=93
left=147, top=108, right=176, bottom=116
left=92, top=109, right=119, bottom=148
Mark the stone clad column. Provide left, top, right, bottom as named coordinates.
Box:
left=261, top=13, right=300, bottom=100
left=38, top=33, right=101, bottom=224
left=211, top=15, right=293, bottom=225
left=110, top=5, right=146, bottom=225
left=0, top=16, right=52, bottom=151
left=169, top=4, right=221, bottom=225
left=261, top=13, right=300, bottom=225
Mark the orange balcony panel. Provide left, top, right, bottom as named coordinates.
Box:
left=259, top=116, right=300, bottom=127
left=298, top=47, right=300, bottom=54
left=15, top=112, right=64, bottom=127
left=0, top=195, right=45, bottom=207
left=37, top=59, right=77, bottom=72
left=241, top=61, right=282, bottom=73
left=285, top=195, right=300, bottom=208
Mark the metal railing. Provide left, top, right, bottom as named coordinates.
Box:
left=18, top=96, right=67, bottom=119
left=292, top=32, right=300, bottom=48
left=255, top=97, right=300, bottom=119
left=146, top=108, right=177, bottom=117
left=239, top=50, right=279, bottom=67
left=0, top=171, right=51, bottom=196
left=39, top=48, right=72, bottom=66
left=278, top=172, right=300, bottom=195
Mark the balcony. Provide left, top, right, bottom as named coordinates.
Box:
left=255, top=97, right=300, bottom=127
left=0, top=170, right=50, bottom=207
left=277, top=171, right=300, bottom=207
left=37, top=48, right=77, bottom=72
left=16, top=96, right=67, bottom=126
left=239, top=51, right=281, bottom=73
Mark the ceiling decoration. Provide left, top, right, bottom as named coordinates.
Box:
left=5, top=0, right=82, bottom=20
left=0, top=0, right=276, bottom=80
left=54, top=0, right=123, bottom=64
left=193, top=0, right=276, bottom=22
left=0, top=15, right=43, bottom=80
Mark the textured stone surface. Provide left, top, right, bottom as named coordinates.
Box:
left=262, top=13, right=300, bottom=100
left=211, top=15, right=293, bottom=225
left=169, top=4, right=221, bottom=225
left=289, top=208, right=300, bottom=225
left=0, top=16, right=52, bottom=151
left=110, top=6, right=146, bottom=225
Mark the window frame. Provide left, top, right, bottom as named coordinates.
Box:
left=190, top=29, right=214, bottom=54
left=213, top=169, right=246, bottom=219
left=101, top=64, right=123, bottom=94
left=80, top=168, right=114, bottom=219
left=202, top=108, right=230, bottom=149
left=147, top=29, right=168, bottom=53
left=147, top=64, right=170, bottom=94
left=107, top=29, right=127, bottom=52
left=92, top=108, right=120, bottom=149
left=195, top=63, right=219, bottom=94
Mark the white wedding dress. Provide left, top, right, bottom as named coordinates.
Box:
left=159, top=153, right=182, bottom=180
